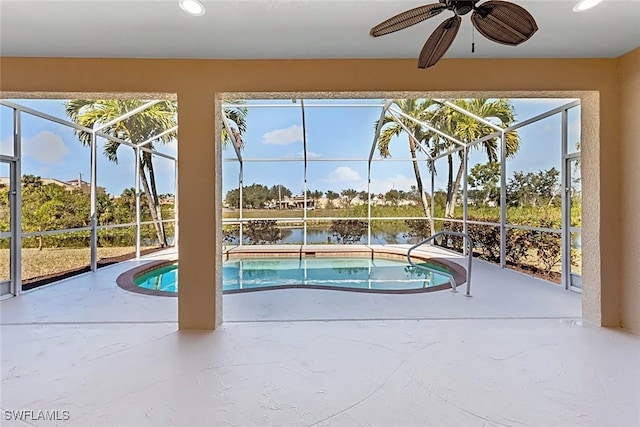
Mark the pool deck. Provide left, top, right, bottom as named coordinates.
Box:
left=1, top=245, right=639, bottom=426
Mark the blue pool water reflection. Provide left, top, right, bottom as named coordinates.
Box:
left=134, top=257, right=453, bottom=293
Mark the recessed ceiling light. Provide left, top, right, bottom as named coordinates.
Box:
left=573, top=0, right=603, bottom=12
left=179, top=0, right=206, bottom=16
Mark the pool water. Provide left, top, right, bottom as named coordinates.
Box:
left=134, top=257, right=453, bottom=293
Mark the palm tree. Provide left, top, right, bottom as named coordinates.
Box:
left=65, top=99, right=177, bottom=247
left=376, top=99, right=436, bottom=234
left=221, top=101, right=248, bottom=149
left=427, top=99, right=520, bottom=217
left=67, top=99, right=249, bottom=247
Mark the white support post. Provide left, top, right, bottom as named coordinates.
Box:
left=303, top=178, right=308, bottom=246
left=90, top=132, right=98, bottom=271
left=561, top=109, right=570, bottom=289
left=367, top=101, right=393, bottom=247
left=135, top=146, right=141, bottom=259
left=301, top=100, right=308, bottom=246
left=430, top=163, right=435, bottom=238
left=499, top=131, right=507, bottom=268
left=462, top=147, right=468, bottom=256
left=221, top=103, right=243, bottom=246
left=12, top=109, right=22, bottom=295
left=367, top=169, right=372, bottom=246
left=174, top=158, right=179, bottom=248
left=238, top=164, right=243, bottom=246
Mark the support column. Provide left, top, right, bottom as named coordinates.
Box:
left=135, top=146, right=141, bottom=259
left=581, top=92, right=611, bottom=327
left=90, top=132, right=98, bottom=272
left=560, top=109, right=569, bottom=290
left=367, top=169, right=371, bottom=245
left=462, top=147, right=468, bottom=256
left=174, top=158, right=179, bottom=248
left=301, top=100, right=308, bottom=246
left=239, top=164, right=243, bottom=245
left=499, top=131, right=507, bottom=268
left=430, top=165, right=435, bottom=236
left=177, top=91, right=220, bottom=330
left=12, top=109, right=22, bottom=295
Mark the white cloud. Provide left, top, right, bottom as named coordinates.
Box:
left=286, top=150, right=321, bottom=159
left=327, top=166, right=360, bottom=183
left=369, top=174, right=415, bottom=194
left=22, top=131, right=69, bottom=164
left=568, top=118, right=581, bottom=136
left=262, top=124, right=303, bottom=145
left=315, top=173, right=418, bottom=194
left=0, top=137, right=13, bottom=155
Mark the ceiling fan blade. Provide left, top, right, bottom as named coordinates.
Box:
left=471, top=0, right=538, bottom=46
left=418, top=16, right=462, bottom=69
left=370, top=4, right=447, bottom=37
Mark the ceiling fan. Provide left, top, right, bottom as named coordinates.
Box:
left=370, top=0, right=538, bottom=69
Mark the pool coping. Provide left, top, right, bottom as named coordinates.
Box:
left=116, top=247, right=467, bottom=297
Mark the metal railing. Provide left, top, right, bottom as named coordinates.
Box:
left=406, top=231, right=473, bottom=296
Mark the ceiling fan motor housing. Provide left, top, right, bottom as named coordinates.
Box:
left=441, top=0, right=480, bottom=16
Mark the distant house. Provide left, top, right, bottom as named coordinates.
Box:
left=0, top=176, right=105, bottom=195
left=64, top=178, right=90, bottom=194
left=276, top=195, right=315, bottom=209
left=159, top=194, right=175, bottom=205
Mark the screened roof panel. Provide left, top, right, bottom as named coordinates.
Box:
left=304, top=105, right=383, bottom=160
left=223, top=105, right=303, bottom=159
left=510, top=98, right=579, bottom=122
left=222, top=97, right=581, bottom=165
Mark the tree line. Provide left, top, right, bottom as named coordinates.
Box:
left=0, top=175, right=174, bottom=249
left=467, top=162, right=562, bottom=208
left=224, top=164, right=564, bottom=211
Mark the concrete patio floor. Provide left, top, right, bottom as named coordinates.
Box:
left=1, top=246, right=638, bottom=426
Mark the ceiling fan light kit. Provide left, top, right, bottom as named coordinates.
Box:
left=573, top=0, right=603, bottom=12
left=370, top=0, right=538, bottom=69
left=179, top=0, right=206, bottom=17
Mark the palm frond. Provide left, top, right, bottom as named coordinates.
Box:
left=103, top=140, right=121, bottom=163
left=221, top=100, right=248, bottom=149
left=65, top=99, right=178, bottom=161
left=377, top=125, right=401, bottom=158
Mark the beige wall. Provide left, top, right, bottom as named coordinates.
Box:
left=0, top=56, right=628, bottom=330
left=618, top=48, right=640, bottom=334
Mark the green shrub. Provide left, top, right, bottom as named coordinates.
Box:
left=244, top=220, right=281, bottom=244
left=527, top=220, right=562, bottom=275
left=403, top=219, right=431, bottom=241
left=330, top=219, right=367, bottom=244
left=222, top=225, right=239, bottom=244
left=506, top=229, right=530, bottom=266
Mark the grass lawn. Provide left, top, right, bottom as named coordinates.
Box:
left=0, top=247, right=155, bottom=283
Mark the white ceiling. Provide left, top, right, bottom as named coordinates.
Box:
left=1, top=0, right=639, bottom=60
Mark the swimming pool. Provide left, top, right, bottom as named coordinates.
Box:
left=124, top=255, right=465, bottom=296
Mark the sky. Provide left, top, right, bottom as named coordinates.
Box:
left=0, top=97, right=580, bottom=198
left=0, top=100, right=177, bottom=196
left=221, top=98, right=581, bottom=196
